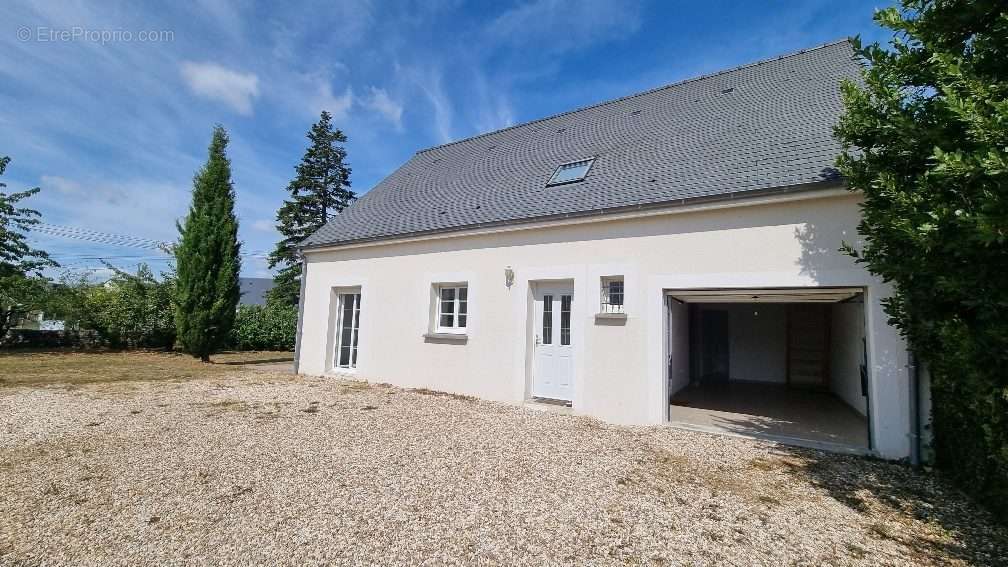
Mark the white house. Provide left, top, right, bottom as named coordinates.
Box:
left=294, top=40, right=923, bottom=461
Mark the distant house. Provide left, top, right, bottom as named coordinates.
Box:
left=239, top=278, right=274, bottom=306
left=15, top=311, right=64, bottom=331
left=293, top=41, right=921, bottom=461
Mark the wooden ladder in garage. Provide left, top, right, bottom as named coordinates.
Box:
left=786, top=304, right=831, bottom=389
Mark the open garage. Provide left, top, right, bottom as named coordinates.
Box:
left=664, top=288, right=870, bottom=452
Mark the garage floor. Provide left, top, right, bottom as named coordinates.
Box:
left=669, top=381, right=868, bottom=451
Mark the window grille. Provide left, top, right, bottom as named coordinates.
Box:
left=560, top=295, right=572, bottom=345
left=435, top=284, right=468, bottom=333
left=600, top=276, right=624, bottom=314
left=542, top=294, right=553, bottom=344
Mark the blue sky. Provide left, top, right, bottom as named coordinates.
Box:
left=0, top=0, right=893, bottom=278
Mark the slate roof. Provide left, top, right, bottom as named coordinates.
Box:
left=239, top=277, right=274, bottom=306
left=303, top=40, right=860, bottom=249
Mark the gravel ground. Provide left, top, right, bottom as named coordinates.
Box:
left=1, top=370, right=1006, bottom=566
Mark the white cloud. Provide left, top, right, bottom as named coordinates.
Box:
left=472, top=72, right=515, bottom=134
left=252, top=219, right=276, bottom=232
left=35, top=175, right=189, bottom=242
left=40, top=175, right=82, bottom=195
left=266, top=69, right=354, bottom=121
left=310, top=82, right=354, bottom=120
left=248, top=255, right=274, bottom=278
left=41, top=174, right=129, bottom=204
left=194, top=0, right=245, bottom=43
left=401, top=65, right=454, bottom=144
left=180, top=61, right=260, bottom=115
left=474, top=98, right=514, bottom=135
left=362, top=87, right=403, bottom=128
left=487, top=0, right=641, bottom=54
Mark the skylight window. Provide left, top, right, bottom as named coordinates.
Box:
left=546, top=158, right=594, bottom=187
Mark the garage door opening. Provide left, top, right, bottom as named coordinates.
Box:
left=664, top=288, right=870, bottom=452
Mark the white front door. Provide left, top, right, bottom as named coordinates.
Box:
left=532, top=283, right=574, bottom=401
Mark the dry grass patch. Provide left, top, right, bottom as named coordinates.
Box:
left=335, top=381, right=371, bottom=395
left=638, top=447, right=804, bottom=508
left=407, top=387, right=478, bottom=402
left=0, top=350, right=293, bottom=388
left=195, top=400, right=257, bottom=416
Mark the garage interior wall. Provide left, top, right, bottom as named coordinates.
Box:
left=726, top=304, right=788, bottom=383
left=829, top=301, right=868, bottom=416
left=690, top=304, right=789, bottom=384
left=666, top=298, right=690, bottom=395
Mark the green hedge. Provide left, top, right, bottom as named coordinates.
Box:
left=77, top=266, right=176, bottom=349
left=928, top=332, right=1008, bottom=520
left=230, top=302, right=297, bottom=351
left=830, top=1, right=1008, bottom=519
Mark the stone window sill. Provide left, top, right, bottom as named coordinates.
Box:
left=594, top=312, right=627, bottom=325
left=423, top=332, right=468, bottom=343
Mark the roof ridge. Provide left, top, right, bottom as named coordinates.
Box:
left=415, top=38, right=853, bottom=155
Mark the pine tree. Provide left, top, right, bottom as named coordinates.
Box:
left=268, top=111, right=353, bottom=305
left=174, top=126, right=242, bottom=362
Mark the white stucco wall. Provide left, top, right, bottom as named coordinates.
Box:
left=298, top=191, right=912, bottom=459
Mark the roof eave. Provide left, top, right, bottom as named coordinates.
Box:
left=299, top=179, right=848, bottom=253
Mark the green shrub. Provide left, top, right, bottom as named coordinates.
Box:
left=230, top=302, right=297, bottom=351
left=834, top=2, right=1008, bottom=517
left=79, top=265, right=176, bottom=349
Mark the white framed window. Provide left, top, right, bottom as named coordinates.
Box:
left=333, top=291, right=361, bottom=369
left=435, top=284, right=468, bottom=334
left=600, top=276, right=625, bottom=314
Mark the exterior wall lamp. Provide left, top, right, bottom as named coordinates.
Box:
left=504, top=266, right=515, bottom=288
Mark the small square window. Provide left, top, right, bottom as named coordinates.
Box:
left=546, top=158, right=594, bottom=187
left=600, top=276, right=624, bottom=314
left=434, top=283, right=468, bottom=334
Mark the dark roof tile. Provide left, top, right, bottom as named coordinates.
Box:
left=303, top=40, right=859, bottom=248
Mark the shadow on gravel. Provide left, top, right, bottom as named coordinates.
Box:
left=785, top=451, right=1008, bottom=566
left=669, top=407, right=1008, bottom=564
left=709, top=411, right=1008, bottom=565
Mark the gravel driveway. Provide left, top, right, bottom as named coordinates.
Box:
left=1, top=369, right=1005, bottom=566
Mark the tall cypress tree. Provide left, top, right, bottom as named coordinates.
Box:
left=174, top=126, right=242, bottom=362
left=268, top=111, right=353, bottom=305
